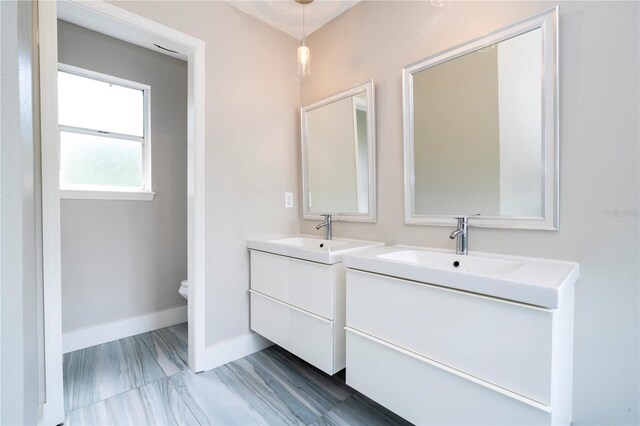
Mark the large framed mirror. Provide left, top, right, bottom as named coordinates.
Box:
left=403, top=8, right=558, bottom=230
left=302, top=80, right=376, bottom=222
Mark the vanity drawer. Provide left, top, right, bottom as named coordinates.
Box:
left=346, top=269, right=553, bottom=404
left=346, top=329, right=550, bottom=425
left=250, top=290, right=335, bottom=374
left=250, top=250, right=335, bottom=319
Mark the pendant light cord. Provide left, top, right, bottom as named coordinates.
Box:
left=302, top=4, right=306, bottom=46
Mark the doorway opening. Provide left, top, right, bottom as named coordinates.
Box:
left=38, top=2, right=206, bottom=424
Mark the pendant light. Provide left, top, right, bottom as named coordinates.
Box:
left=296, top=0, right=313, bottom=77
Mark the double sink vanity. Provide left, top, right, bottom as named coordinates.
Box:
left=249, top=8, right=579, bottom=426
left=248, top=234, right=578, bottom=425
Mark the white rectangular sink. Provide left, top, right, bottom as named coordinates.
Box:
left=378, top=250, right=524, bottom=276
left=247, top=235, right=383, bottom=264
left=268, top=237, right=349, bottom=250
left=343, top=246, right=579, bottom=308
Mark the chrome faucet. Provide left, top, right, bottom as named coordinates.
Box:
left=449, top=216, right=469, bottom=255
left=316, top=214, right=333, bottom=240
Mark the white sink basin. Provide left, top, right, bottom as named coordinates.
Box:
left=268, top=237, right=349, bottom=250
left=379, top=250, right=524, bottom=276
left=343, top=246, right=579, bottom=308
left=247, top=235, right=383, bottom=264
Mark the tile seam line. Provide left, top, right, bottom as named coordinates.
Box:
left=165, top=374, right=205, bottom=426
left=65, top=364, right=182, bottom=414
left=65, top=371, right=186, bottom=418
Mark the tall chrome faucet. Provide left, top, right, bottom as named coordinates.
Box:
left=316, top=214, right=333, bottom=240
left=449, top=216, right=469, bottom=255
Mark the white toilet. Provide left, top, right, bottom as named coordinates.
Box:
left=179, top=280, right=188, bottom=300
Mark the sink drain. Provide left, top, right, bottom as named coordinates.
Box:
left=453, top=261, right=460, bottom=268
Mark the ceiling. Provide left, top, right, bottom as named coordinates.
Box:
left=226, top=1, right=360, bottom=40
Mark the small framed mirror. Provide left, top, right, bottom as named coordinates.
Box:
left=403, top=8, right=558, bottom=230
left=302, top=80, right=376, bottom=222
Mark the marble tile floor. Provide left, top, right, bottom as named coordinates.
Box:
left=63, top=323, right=412, bottom=426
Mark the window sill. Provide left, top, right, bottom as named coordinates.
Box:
left=60, top=189, right=156, bottom=201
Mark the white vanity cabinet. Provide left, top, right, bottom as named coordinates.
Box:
left=247, top=236, right=383, bottom=375
left=343, top=247, right=579, bottom=426
left=249, top=250, right=346, bottom=375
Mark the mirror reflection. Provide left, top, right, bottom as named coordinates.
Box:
left=302, top=80, right=376, bottom=221
left=412, top=28, right=543, bottom=217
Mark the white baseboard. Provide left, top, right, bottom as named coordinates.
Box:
left=204, top=332, right=273, bottom=371
left=62, top=305, right=187, bottom=353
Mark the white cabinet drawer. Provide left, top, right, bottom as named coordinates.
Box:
left=346, top=269, right=553, bottom=404
left=250, top=290, right=335, bottom=374
left=346, top=329, right=551, bottom=425
left=250, top=250, right=335, bottom=319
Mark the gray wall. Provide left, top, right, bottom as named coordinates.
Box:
left=58, top=22, right=188, bottom=332
left=300, top=2, right=639, bottom=424
left=107, top=1, right=301, bottom=345
left=1, top=1, right=41, bottom=423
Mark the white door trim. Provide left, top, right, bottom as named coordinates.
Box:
left=38, top=2, right=64, bottom=423
left=38, top=2, right=206, bottom=424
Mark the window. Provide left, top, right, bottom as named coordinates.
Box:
left=58, top=64, right=154, bottom=200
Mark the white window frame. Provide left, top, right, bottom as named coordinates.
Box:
left=58, top=63, right=155, bottom=201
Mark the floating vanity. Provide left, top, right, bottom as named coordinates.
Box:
left=247, top=236, right=382, bottom=375
left=343, top=245, right=579, bottom=425
left=369, top=8, right=570, bottom=421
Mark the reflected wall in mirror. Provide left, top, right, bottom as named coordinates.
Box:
left=302, top=80, right=376, bottom=222
left=403, top=8, right=558, bottom=229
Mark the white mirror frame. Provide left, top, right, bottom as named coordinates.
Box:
left=301, top=79, right=377, bottom=222
left=403, top=7, right=559, bottom=230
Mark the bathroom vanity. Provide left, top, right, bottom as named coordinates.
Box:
left=247, top=236, right=382, bottom=375
left=343, top=246, right=579, bottom=425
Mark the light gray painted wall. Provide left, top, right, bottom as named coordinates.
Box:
left=0, top=1, right=41, bottom=423
left=58, top=21, right=188, bottom=332
left=300, top=2, right=639, bottom=424
left=106, top=1, right=301, bottom=345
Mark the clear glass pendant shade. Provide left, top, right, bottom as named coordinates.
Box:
left=297, top=2, right=311, bottom=77
left=298, top=45, right=310, bottom=77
